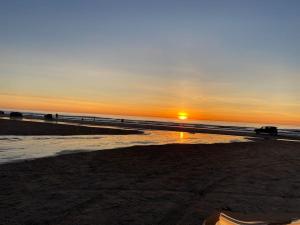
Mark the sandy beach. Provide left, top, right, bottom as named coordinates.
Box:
left=1, top=140, right=300, bottom=225
left=0, top=119, right=142, bottom=135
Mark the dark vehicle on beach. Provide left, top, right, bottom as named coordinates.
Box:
left=10, top=112, right=23, bottom=118
left=0, top=111, right=4, bottom=115
left=44, top=114, right=53, bottom=120
left=255, top=126, right=278, bottom=136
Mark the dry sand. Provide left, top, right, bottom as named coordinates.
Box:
left=0, top=119, right=142, bottom=135
left=1, top=140, right=300, bottom=225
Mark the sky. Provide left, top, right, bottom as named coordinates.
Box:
left=0, top=0, right=299, bottom=125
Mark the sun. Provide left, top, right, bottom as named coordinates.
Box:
left=178, top=112, right=188, bottom=120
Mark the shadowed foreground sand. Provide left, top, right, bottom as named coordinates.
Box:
left=1, top=140, right=300, bottom=225
left=0, top=119, right=142, bottom=135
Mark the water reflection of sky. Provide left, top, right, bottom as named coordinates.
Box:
left=0, top=130, right=249, bottom=164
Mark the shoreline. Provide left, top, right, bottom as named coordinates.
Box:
left=1, top=140, right=300, bottom=224
left=1, top=115, right=300, bottom=140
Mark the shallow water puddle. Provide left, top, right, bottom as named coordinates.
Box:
left=0, top=130, right=249, bottom=164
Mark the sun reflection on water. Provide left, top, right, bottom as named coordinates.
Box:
left=180, top=132, right=184, bottom=139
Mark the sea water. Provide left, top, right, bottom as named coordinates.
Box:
left=0, top=130, right=248, bottom=164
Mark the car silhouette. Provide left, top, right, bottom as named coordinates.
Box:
left=9, top=112, right=23, bottom=118
left=44, top=114, right=53, bottom=120
left=255, top=126, right=278, bottom=136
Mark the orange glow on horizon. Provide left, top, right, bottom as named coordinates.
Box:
left=0, top=94, right=300, bottom=126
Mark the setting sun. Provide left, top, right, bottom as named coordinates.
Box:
left=178, top=112, right=188, bottom=120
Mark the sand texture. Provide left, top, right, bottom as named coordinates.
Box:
left=1, top=140, right=300, bottom=225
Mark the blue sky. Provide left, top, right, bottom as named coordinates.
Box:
left=0, top=0, right=299, bottom=124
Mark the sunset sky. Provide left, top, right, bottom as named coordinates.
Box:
left=0, top=0, right=299, bottom=125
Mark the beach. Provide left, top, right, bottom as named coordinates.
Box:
left=1, top=140, right=300, bottom=225
left=2, top=1, right=300, bottom=225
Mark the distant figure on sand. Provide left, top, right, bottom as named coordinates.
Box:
left=55, top=114, right=58, bottom=120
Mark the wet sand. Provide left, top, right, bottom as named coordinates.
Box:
left=0, top=119, right=142, bottom=135
left=1, top=140, right=300, bottom=225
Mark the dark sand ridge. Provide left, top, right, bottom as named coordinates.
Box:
left=1, top=140, right=300, bottom=225
left=0, top=119, right=142, bottom=135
